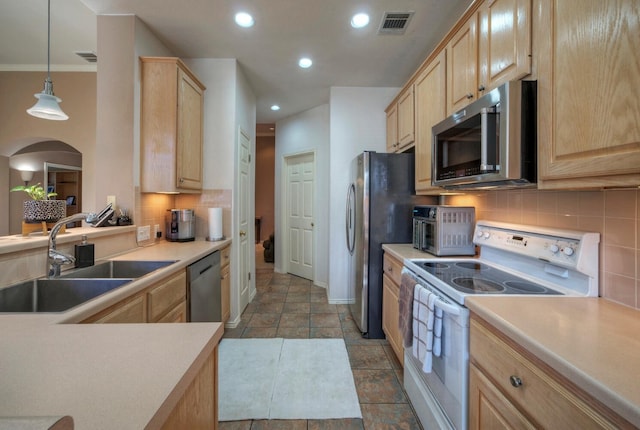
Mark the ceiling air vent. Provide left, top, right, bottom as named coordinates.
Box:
left=75, top=51, right=97, bottom=63
left=378, top=12, right=414, bottom=35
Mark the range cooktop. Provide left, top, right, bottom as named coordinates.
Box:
left=414, top=260, right=563, bottom=295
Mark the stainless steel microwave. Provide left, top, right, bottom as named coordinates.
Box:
left=432, top=80, right=537, bottom=189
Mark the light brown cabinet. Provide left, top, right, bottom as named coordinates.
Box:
left=386, top=86, right=415, bottom=152
left=469, top=314, right=633, bottom=429
left=82, top=269, right=187, bottom=324
left=148, top=271, right=187, bottom=323
left=414, top=50, right=447, bottom=194
left=381, top=252, right=404, bottom=366
left=447, top=13, right=479, bottom=115
left=477, top=0, right=532, bottom=94
left=159, top=345, right=218, bottom=430
left=220, top=245, right=231, bottom=323
left=140, top=57, right=205, bottom=193
left=536, top=0, right=640, bottom=189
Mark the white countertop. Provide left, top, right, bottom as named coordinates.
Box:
left=0, top=238, right=230, bottom=429
left=466, top=296, right=640, bottom=427
left=382, top=243, right=436, bottom=261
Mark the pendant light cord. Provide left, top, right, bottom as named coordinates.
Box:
left=47, top=0, right=51, bottom=79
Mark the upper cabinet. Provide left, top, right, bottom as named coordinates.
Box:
left=386, top=86, right=415, bottom=152
left=477, top=0, right=532, bottom=95
left=415, top=50, right=447, bottom=194
left=447, top=0, right=532, bottom=116
left=536, top=0, right=640, bottom=188
left=446, top=13, right=479, bottom=115
left=140, top=57, right=206, bottom=193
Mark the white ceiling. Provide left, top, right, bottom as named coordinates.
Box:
left=0, top=0, right=473, bottom=123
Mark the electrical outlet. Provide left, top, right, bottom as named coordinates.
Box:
left=153, top=224, right=160, bottom=239
left=137, top=225, right=151, bottom=242
left=107, top=195, right=116, bottom=208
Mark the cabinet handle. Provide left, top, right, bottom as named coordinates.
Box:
left=179, top=177, right=184, bottom=183
left=466, top=93, right=474, bottom=99
left=509, top=375, right=523, bottom=388
left=478, top=85, right=485, bottom=92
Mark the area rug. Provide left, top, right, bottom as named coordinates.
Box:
left=218, top=338, right=362, bottom=421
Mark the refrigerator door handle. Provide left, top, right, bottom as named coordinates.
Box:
left=345, top=183, right=356, bottom=254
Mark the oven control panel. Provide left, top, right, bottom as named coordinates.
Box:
left=473, top=221, right=600, bottom=279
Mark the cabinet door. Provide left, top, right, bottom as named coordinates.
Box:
left=148, top=271, right=187, bottom=322
left=537, top=0, right=640, bottom=188
left=469, top=363, right=536, bottom=430
left=176, top=68, right=204, bottom=190
left=94, top=294, right=147, bottom=323
left=397, top=86, right=415, bottom=150
left=447, top=13, right=478, bottom=115
left=478, top=0, right=532, bottom=94
left=382, top=274, right=403, bottom=365
left=386, top=103, right=399, bottom=152
left=415, top=50, right=447, bottom=194
left=157, top=301, right=187, bottom=323
left=220, top=264, right=230, bottom=323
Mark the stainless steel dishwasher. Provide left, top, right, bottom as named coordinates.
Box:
left=187, top=251, right=221, bottom=322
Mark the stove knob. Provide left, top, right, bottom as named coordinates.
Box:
left=476, top=230, right=484, bottom=238
left=483, top=231, right=490, bottom=239
left=563, top=247, right=575, bottom=256
left=549, top=244, right=559, bottom=253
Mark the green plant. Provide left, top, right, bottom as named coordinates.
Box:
left=10, top=183, right=57, bottom=200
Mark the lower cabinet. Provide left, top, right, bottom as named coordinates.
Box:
left=160, top=346, right=218, bottom=429
left=382, top=252, right=404, bottom=366
left=220, top=245, right=231, bottom=323
left=469, top=314, right=633, bottom=429
left=82, top=269, right=187, bottom=324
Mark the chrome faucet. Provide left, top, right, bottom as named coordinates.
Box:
left=47, top=212, right=98, bottom=278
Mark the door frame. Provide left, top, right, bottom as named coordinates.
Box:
left=281, top=150, right=316, bottom=282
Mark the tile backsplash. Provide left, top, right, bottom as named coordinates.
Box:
left=447, top=189, right=640, bottom=309
left=136, top=188, right=232, bottom=243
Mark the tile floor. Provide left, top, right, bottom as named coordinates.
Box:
left=219, top=251, right=423, bottom=430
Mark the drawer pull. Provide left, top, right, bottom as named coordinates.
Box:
left=510, top=375, right=523, bottom=388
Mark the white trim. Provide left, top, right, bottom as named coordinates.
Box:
left=0, top=65, right=97, bottom=72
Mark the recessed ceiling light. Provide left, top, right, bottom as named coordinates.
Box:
left=271, top=105, right=280, bottom=111
left=351, top=13, right=370, bottom=28
left=298, top=57, right=313, bottom=68
left=235, top=12, right=254, bottom=28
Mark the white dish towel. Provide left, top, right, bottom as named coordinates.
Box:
left=412, top=284, right=444, bottom=374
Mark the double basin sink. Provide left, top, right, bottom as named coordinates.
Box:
left=0, top=260, right=175, bottom=313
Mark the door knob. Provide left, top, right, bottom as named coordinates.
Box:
left=239, top=230, right=246, bottom=237
left=311, top=222, right=315, bottom=227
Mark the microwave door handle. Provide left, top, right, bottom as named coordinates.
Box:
left=480, top=107, right=489, bottom=171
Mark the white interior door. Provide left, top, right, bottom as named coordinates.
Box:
left=238, top=128, right=251, bottom=312
left=286, top=153, right=314, bottom=280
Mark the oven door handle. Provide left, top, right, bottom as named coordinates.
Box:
left=434, top=297, right=462, bottom=317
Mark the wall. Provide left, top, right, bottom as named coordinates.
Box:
left=0, top=71, right=97, bottom=235
left=327, top=87, right=399, bottom=303
left=275, top=104, right=330, bottom=288
left=255, top=135, right=275, bottom=242
left=447, top=188, right=640, bottom=310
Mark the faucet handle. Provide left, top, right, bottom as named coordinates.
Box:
left=49, top=249, right=75, bottom=265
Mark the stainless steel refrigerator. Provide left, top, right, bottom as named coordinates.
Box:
left=346, top=151, right=432, bottom=339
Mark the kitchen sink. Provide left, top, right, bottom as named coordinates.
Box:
left=60, top=260, right=176, bottom=279
left=0, top=278, right=133, bottom=313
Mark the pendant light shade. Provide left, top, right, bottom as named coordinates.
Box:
left=27, top=0, right=69, bottom=121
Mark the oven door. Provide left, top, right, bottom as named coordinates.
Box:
left=403, top=274, right=470, bottom=430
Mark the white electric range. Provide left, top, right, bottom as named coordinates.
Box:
left=402, top=220, right=600, bottom=430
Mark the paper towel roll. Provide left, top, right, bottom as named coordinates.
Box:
left=208, top=207, right=223, bottom=240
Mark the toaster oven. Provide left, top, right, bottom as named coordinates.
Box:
left=412, top=205, right=476, bottom=256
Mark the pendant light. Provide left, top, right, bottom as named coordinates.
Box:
left=27, top=0, right=69, bottom=121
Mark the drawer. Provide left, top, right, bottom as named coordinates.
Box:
left=220, top=245, right=231, bottom=268
left=148, top=271, right=187, bottom=322
left=470, top=317, right=621, bottom=429
left=383, top=253, right=403, bottom=286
